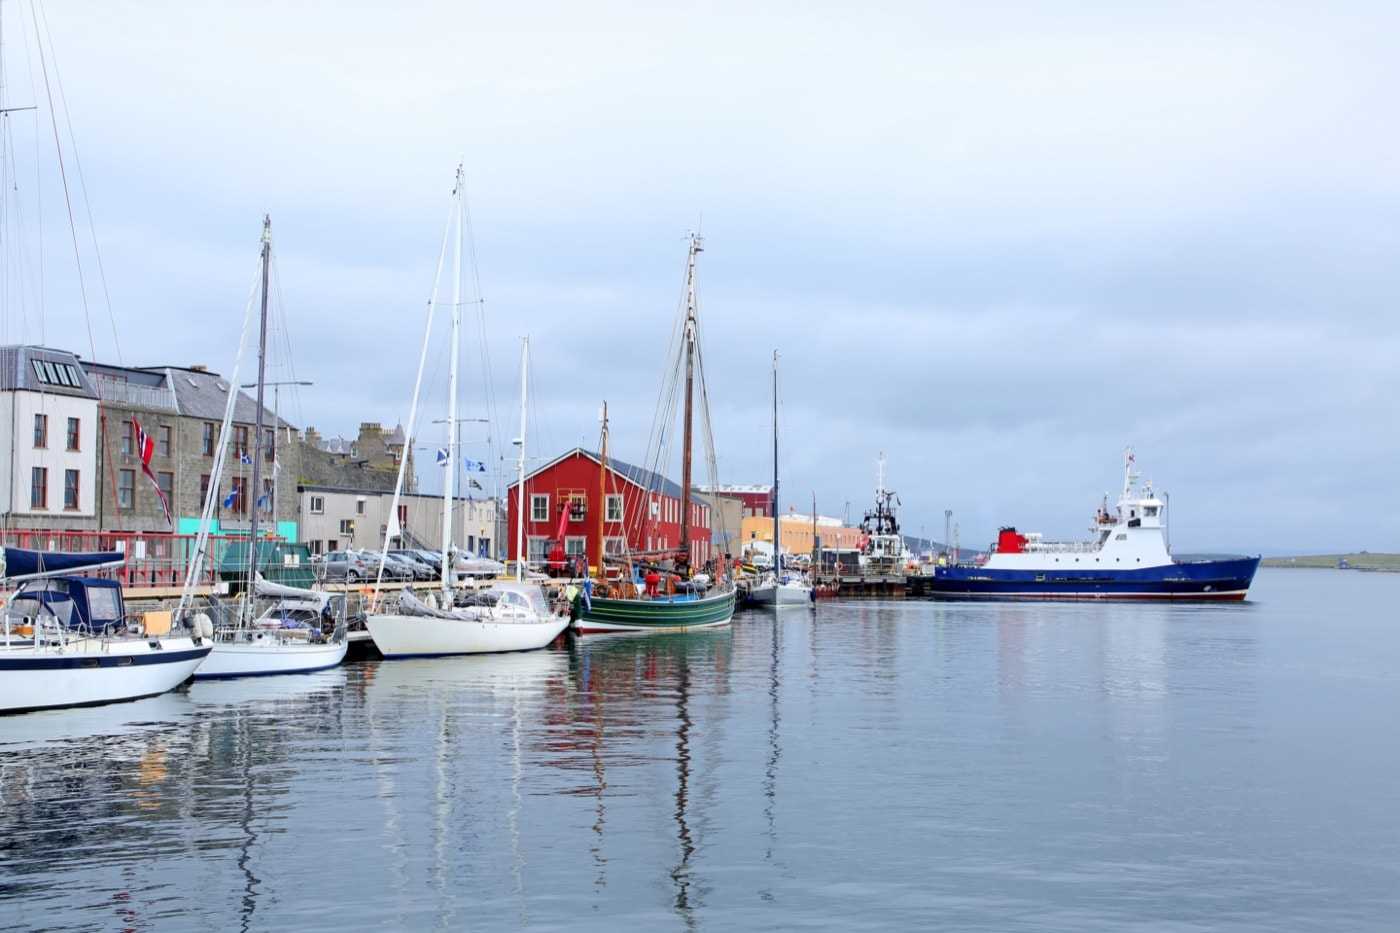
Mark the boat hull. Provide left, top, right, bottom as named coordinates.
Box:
left=926, top=556, right=1261, bottom=601
left=365, top=614, right=569, bottom=658
left=575, top=588, right=736, bottom=634
left=749, top=583, right=814, bottom=606
left=192, top=636, right=348, bottom=679
left=0, top=637, right=212, bottom=714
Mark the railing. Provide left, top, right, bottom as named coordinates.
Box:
left=1, top=529, right=286, bottom=589
left=92, top=377, right=179, bottom=412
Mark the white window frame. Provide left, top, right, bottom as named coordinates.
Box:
left=310, top=495, right=325, bottom=514
left=650, top=498, right=660, bottom=519
left=526, top=535, right=550, bottom=562
left=339, top=519, right=354, bottom=535
left=530, top=494, right=550, bottom=523
left=564, top=535, right=587, bottom=556
left=603, top=493, right=622, bottom=523
left=604, top=536, right=626, bottom=556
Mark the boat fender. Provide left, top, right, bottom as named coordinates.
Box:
left=193, top=613, right=215, bottom=639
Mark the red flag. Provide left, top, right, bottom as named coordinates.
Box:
left=131, top=417, right=172, bottom=526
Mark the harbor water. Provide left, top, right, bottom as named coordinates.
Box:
left=3, top=569, right=1399, bottom=930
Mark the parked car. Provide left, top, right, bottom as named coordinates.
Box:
left=390, top=549, right=440, bottom=580
left=318, top=550, right=373, bottom=583
left=351, top=549, right=416, bottom=582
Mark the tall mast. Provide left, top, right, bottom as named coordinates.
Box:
left=441, top=166, right=463, bottom=596
left=515, top=336, right=529, bottom=582
left=244, top=215, right=272, bottom=610
left=597, top=400, right=608, bottom=580
left=679, top=234, right=702, bottom=572
left=771, top=349, right=779, bottom=575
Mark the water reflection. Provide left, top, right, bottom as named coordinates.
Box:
left=2, top=574, right=1396, bottom=931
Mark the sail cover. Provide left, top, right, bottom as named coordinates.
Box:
left=253, top=572, right=331, bottom=609
left=0, top=547, right=125, bottom=582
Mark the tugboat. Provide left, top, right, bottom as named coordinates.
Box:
left=858, top=453, right=904, bottom=575
left=928, top=449, right=1260, bottom=601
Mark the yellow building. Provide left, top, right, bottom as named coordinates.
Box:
left=739, top=512, right=863, bottom=557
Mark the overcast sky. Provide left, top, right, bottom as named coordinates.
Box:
left=3, top=1, right=1396, bottom=553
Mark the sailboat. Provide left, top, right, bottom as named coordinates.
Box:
left=574, top=235, right=737, bottom=634
left=1, top=547, right=212, bottom=714
left=178, top=218, right=347, bottom=679
left=749, top=351, right=814, bottom=606
left=364, top=167, right=569, bottom=658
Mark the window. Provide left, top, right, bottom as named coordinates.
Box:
left=158, top=472, right=174, bottom=508
left=63, top=469, right=80, bottom=510
left=30, top=467, right=47, bottom=509
left=568, top=495, right=587, bottom=520
left=230, top=477, right=246, bottom=514
left=478, top=537, right=490, bottom=557
left=308, top=539, right=323, bottom=556
left=326, top=540, right=338, bottom=552
left=604, top=536, right=626, bottom=556
left=565, top=536, right=586, bottom=556
left=356, top=499, right=365, bottom=515
left=310, top=495, right=325, bottom=514
left=650, top=499, right=660, bottom=519
left=1145, top=506, right=1158, bottom=517
left=234, top=426, right=249, bottom=460
left=158, top=425, right=172, bottom=458
left=118, top=469, right=136, bottom=510
left=264, top=427, right=275, bottom=462
left=397, top=503, right=408, bottom=529
left=33, top=413, right=47, bottom=448
left=121, top=420, right=134, bottom=456
left=530, top=494, right=549, bottom=522
left=200, top=474, right=211, bottom=507
left=605, top=494, right=623, bottom=522
left=339, top=519, right=355, bottom=535
left=527, top=536, right=550, bottom=562
left=65, top=417, right=80, bottom=451
left=202, top=422, right=216, bottom=456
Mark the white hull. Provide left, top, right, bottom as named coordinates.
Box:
left=193, top=634, right=348, bottom=679
left=366, top=613, right=569, bottom=658
left=749, top=582, right=813, bottom=606
left=0, top=636, right=211, bottom=715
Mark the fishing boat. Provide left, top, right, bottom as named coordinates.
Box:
left=575, top=234, right=737, bottom=634
left=749, top=351, right=814, bottom=607
left=927, top=449, right=1261, bottom=600
left=175, top=217, right=347, bottom=678
left=0, top=547, right=212, bottom=714
left=858, top=454, right=904, bottom=574
left=364, top=166, right=569, bottom=657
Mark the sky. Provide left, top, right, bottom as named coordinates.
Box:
left=1, top=0, right=1397, bottom=554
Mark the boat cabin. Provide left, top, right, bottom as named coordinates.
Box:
left=5, top=576, right=128, bottom=635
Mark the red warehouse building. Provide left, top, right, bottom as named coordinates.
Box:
left=506, top=448, right=715, bottom=573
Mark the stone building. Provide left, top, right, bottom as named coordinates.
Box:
left=298, top=484, right=497, bottom=558
left=85, top=360, right=300, bottom=538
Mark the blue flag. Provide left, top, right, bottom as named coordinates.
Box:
left=582, top=578, right=593, bottom=611
left=436, top=447, right=449, bottom=466
left=255, top=494, right=270, bottom=512
left=461, top=457, right=487, bottom=473
left=239, top=451, right=252, bottom=465
left=222, top=488, right=237, bottom=509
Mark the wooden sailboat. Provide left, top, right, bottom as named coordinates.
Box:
left=574, top=235, right=736, bottom=634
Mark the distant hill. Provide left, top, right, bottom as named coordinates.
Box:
left=1262, top=552, right=1400, bottom=572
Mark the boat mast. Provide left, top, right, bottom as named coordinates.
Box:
left=771, top=349, right=779, bottom=575
left=515, top=336, right=529, bottom=582
left=679, top=234, right=702, bottom=573
left=244, top=215, right=272, bottom=614
left=441, top=166, right=463, bottom=597
left=597, top=400, right=608, bottom=580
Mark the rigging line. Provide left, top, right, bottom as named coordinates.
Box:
left=28, top=0, right=93, bottom=359
left=35, top=0, right=119, bottom=362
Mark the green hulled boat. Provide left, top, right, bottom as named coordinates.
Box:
left=576, top=587, right=736, bottom=634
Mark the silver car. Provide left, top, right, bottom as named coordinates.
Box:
left=318, top=550, right=372, bottom=583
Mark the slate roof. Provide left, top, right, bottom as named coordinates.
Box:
left=0, top=346, right=98, bottom=398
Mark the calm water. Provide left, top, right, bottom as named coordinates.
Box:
left=3, top=569, right=1399, bottom=931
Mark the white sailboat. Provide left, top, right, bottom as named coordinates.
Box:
left=178, top=217, right=347, bottom=679
left=1, top=548, right=211, bottom=714
left=364, top=166, right=568, bottom=658
left=749, top=351, right=814, bottom=607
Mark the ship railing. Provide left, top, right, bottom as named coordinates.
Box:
left=1021, top=541, right=1100, bottom=554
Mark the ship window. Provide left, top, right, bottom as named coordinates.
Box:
left=1115, top=533, right=1127, bottom=541
left=1144, top=506, right=1158, bottom=517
